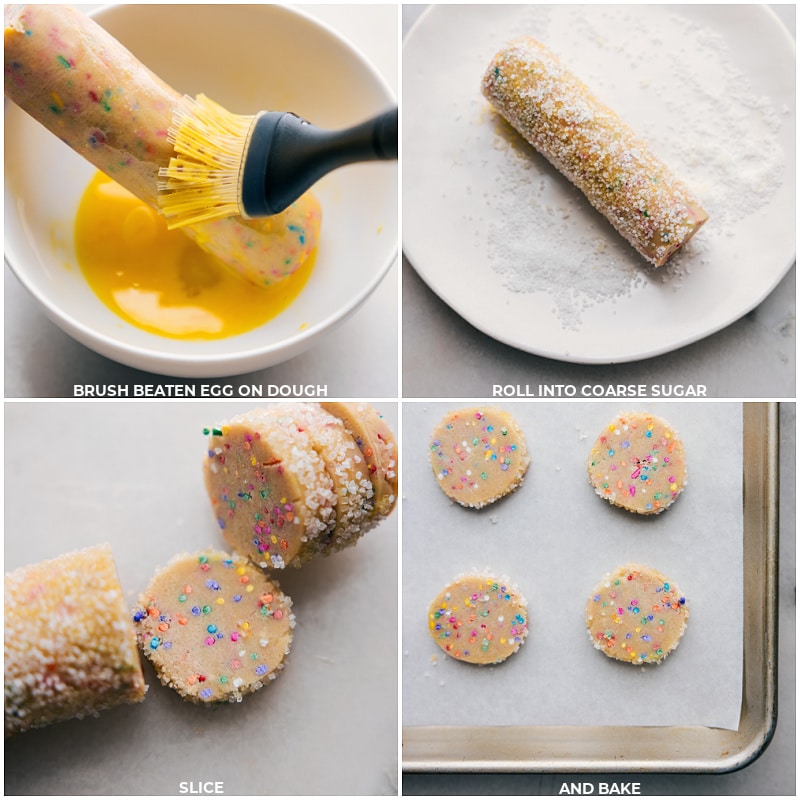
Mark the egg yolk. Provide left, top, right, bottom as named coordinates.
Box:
left=74, top=171, right=315, bottom=339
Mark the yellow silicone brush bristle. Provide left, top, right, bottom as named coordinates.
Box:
left=158, top=94, right=255, bottom=229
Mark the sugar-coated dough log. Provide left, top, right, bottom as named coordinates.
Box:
left=481, top=37, right=708, bottom=267
left=133, top=551, right=294, bottom=703
left=4, top=543, right=146, bottom=736
left=3, top=4, right=320, bottom=286
left=428, top=573, right=529, bottom=665
left=204, top=406, right=336, bottom=569
left=203, top=402, right=397, bottom=568
left=586, top=563, right=689, bottom=664
left=429, top=407, right=530, bottom=508
left=320, top=402, right=398, bottom=519
left=587, top=411, right=686, bottom=514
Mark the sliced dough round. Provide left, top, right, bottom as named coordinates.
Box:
left=428, top=572, right=529, bottom=665
left=585, top=563, right=689, bottom=665
left=133, top=551, right=294, bottom=703
left=203, top=407, right=336, bottom=569
left=429, top=407, right=530, bottom=508
left=260, top=403, right=375, bottom=555
left=587, top=411, right=686, bottom=514
left=320, top=402, right=398, bottom=519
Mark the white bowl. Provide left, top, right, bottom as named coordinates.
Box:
left=4, top=4, right=397, bottom=378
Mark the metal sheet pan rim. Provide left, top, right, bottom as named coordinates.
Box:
left=402, top=403, right=779, bottom=773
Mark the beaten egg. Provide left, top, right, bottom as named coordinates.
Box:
left=74, top=172, right=315, bottom=339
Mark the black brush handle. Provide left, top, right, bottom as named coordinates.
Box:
left=241, top=107, right=398, bottom=218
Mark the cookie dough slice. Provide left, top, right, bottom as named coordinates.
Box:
left=203, top=407, right=337, bottom=569
left=429, top=407, right=530, bottom=508
left=132, top=551, right=294, bottom=703
left=5, top=543, right=146, bottom=736
left=587, top=411, right=686, bottom=514
left=320, top=402, right=398, bottom=520
left=428, top=572, right=529, bottom=664
left=585, top=563, right=689, bottom=665
left=260, top=403, right=375, bottom=556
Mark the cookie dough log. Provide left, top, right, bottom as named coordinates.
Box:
left=4, top=543, right=147, bottom=737
left=3, top=4, right=320, bottom=286
left=204, top=406, right=337, bottom=569
left=320, top=402, right=399, bottom=521
left=586, top=563, right=689, bottom=664
left=204, top=403, right=398, bottom=568
left=428, top=572, right=529, bottom=665
left=481, top=37, right=708, bottom=267
left=132, top=551, right=294, bottom=703
left=587, top=411, right=687, bottom=514
left=429, top=407, right=530, bottom=508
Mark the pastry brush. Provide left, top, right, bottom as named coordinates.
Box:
left=158, top=94, right=397, bottom=228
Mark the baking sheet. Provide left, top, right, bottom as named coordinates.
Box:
left=4, top=401, right=398, bottom=797
left=402, top=402, right=743, bottom=731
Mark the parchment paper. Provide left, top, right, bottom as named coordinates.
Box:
left=4, top=401, right=398, bottom=797
left=402, top=402, right=743, bottom=730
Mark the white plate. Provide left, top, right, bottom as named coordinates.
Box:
left=403, top=4, right=795, bottom=364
